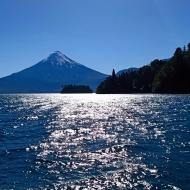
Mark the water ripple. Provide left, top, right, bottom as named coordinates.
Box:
left=0, top=94, right=189, bottom=189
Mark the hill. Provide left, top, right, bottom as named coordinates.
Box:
left=96, top=43, right=190, bottom=94
left=116, top=68, right=139, bottom=76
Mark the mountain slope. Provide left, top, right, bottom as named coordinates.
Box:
left=116, top=68, right=139, bottom=76
left=0, top=51, right=107, bottom=93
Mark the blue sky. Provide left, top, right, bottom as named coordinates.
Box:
left=0, top=0, right=190, bottom=77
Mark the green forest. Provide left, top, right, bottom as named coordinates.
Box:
left=96, top=43, right=190, bottom=94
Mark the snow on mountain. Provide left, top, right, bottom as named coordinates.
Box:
left=0, top=52, right=108, bottom=93
left=44, top=51, right=79, bottom=66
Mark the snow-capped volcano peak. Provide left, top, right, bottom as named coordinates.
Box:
left=46, top=51, right=77, bottom=66
left=0, top=51, right=108, bottom=93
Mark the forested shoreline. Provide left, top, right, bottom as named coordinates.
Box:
left=96, top=43, right=190, bottom=94
left=61, top=85, right=93, bottom=93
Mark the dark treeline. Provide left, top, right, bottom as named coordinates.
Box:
left=61, top=85, right=93, bottom=93
left=96, top=43, right=190, bottom=94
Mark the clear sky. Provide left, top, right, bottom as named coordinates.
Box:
left=0, top=0, right=190, bottom=77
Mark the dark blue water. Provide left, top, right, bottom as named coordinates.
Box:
left=0, top=94, right=189, bottom=190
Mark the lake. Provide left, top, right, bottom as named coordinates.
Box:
left=0, top=94, right=189, bottom=189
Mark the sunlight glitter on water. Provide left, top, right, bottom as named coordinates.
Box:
left=30, top=94, right=162, bottom=189
left=1, top=94, right=189, bottom=190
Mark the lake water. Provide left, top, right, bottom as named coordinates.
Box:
left=0, top=94, right=189, bottom=190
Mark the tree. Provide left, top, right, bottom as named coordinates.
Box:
left=188, top=43, right=190, bottom=52
left=112, top=69, right=116, bottom=79
left=96, top=42, right=190, bottom=94
left=174, top=47, right=183, bottom=57
left=183, top=45, right=187, bottom=53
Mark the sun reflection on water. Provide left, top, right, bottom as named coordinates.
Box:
left=5, top=93, right=186, bottom=190
left=24, top=94, right=163, bottom=189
